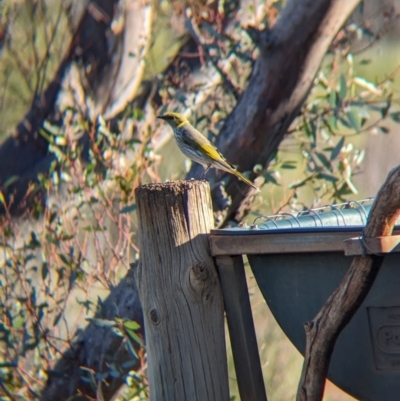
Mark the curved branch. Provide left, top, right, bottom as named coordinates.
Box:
left=0, top=0, right=118, bottom=215
left=297, top=164, right=400, bottom=401
left=190, top=0, right=362, bottom=224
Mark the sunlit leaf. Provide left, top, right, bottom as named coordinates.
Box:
left=123, top=320, right=141, bottom=331
left=346, top=110, right=360, bottom=132
left=345, top=176, right=358, bottom=194
left=126, top=336, right=139, bottom=359
left=326, top=116, right=338, bottom=131
left=3, top=176, right=19, bottom=188
left=339, top=74, right=347, bottom=100
left=0, top=191, right=5, bottom=206
left=353, top=77, right=382, bottom=95
left=126, top=328, right=143, bottom=346
left=329, top=90, right=337, bottom=108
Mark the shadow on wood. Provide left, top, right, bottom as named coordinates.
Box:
left=135, top=180, right=229, bottom=401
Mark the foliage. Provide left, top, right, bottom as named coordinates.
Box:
left=0, top=113, right=154, bottom=399
left=0, top=0, right=71, bottom=136
left=0, top=0, right=399, bottom=400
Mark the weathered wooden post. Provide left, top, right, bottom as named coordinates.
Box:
left=135, top=180, right=229, bottom=401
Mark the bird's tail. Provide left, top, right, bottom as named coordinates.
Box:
left=231, top=168, right=260, bottom=192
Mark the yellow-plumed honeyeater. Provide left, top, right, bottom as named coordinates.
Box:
left=158, top=112, right=259, bottom=191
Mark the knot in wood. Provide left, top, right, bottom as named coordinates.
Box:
left=190, top=261, right=210, bottom=283
left=188, top=261, right=216, bottom=302
left=149, top=308, right=161, bottom=325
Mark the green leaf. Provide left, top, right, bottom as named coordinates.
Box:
left=330, top=137, right=345, bottom=160
left=390, top=111, right=400, bottom=123
left=353, top=77, right=381, bottom=95
left=317, top=173, right=339, bottom=182
left=303, top=119, right=316, bottom=147
left=98, top=115, right=106, bottom=127
left=42, top=262, right=49, bottom=280
left=53, top=312, right=62, bottom=327
left=126, top=138, right=142, bottom=146
left=119, top=204, right=137, bottom=214
left=58, top=253, right=70, bottom=266
left=346, top=110, right=360, bottom=132
left=3, top=175, right=19, bottom=188
left=42, top=120, right=63, bottom=136
left=263, top=171, right=279, bottom=185
left=329, top=90, right=337, bottom=108
left=380, top=99, right=391, bottom=118
left=126, top=328, right=143, bottom=346
left=280, top=163, right=296, bottom=169
left=373, top=126, right=389, bottom=135
left=121, top=360, right=137, bottom=369
left=86, top=317, right=117, bottom=328
left=123, top=320, right=141, bottom=331
left=327, top=115, right=338, bottom=131
left=133, top=108, right=145, bottom=121
left=345, top=176, right=358, bottom=194
left=339, top=74, right=347, bottom=100
left=289, top=176, right=314, bottom=189
left=0, top=191, right=6, bottom=206
left=315, top=152, right=332, bottom=171
left=126, top=336, right=139, bottom=359
left=339, top=117, right=351, bottom=129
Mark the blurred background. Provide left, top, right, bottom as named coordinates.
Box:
left=0, top=0, right=399, bottom=400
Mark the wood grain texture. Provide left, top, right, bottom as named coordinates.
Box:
left=344, top=235, right=400, bottom=256
left=135, top=180, right=229, bottom=401
left=296, top=165, right=400, bottom=401
left=210, top=231, right=363, bottom=256
left=210, top=230, right=400, bottom=256
left=36, top=1, right=362, bottom=398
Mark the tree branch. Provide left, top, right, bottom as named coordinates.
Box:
left=0, top=0, right=118, bottom=215
left=297, top=164, right=400, bottom=401
left=41, top=264, right=144, bottom=401
left=0, top=1, right=363, bottom=399
left=189, top=0, right=362, bottom=224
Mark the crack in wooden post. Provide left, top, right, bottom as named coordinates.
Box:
left=135, top=180, right=229, bottom=401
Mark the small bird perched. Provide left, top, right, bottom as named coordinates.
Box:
left=158, top=112, right=259, bottom=191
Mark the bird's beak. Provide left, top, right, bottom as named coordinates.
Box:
left=157, top=115, right=164, bottom=120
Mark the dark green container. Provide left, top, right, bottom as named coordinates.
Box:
left=245, top=204, right=400, bottom=401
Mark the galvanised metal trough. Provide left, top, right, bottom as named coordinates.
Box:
left=210, top=201, right=400, bottom=401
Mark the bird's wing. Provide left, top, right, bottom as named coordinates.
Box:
left=183, top=124, right=234, bottom=169
left=183, top=124, right=259, bottom=190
